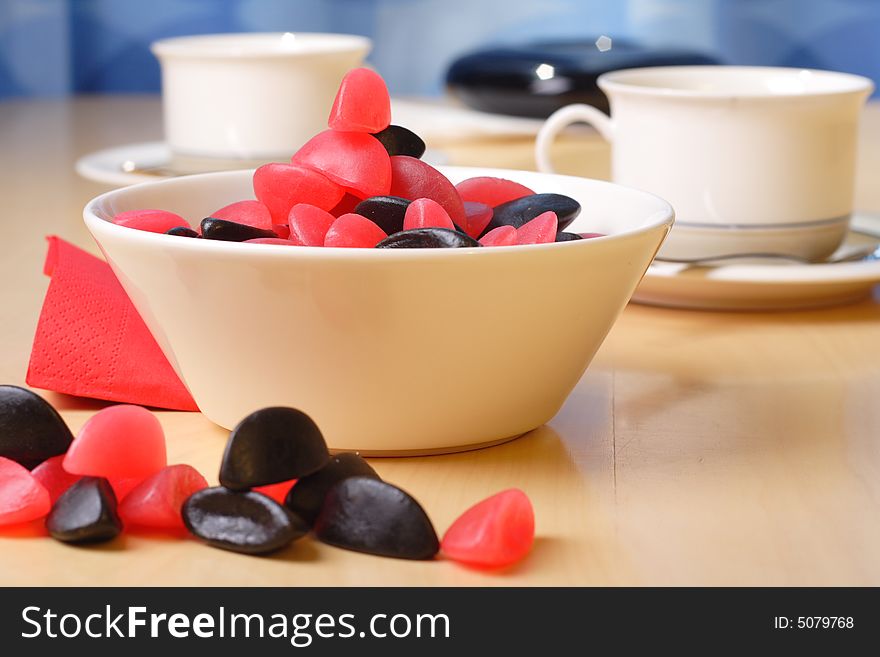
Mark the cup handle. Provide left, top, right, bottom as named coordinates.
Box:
left=535, top=104, right=615, bottom=174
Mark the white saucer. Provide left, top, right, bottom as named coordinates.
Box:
left=75, top=140, right=450, bottom=187
left=634, top=213, right=880, bottom=310
left=76, top=141, right=178, bottom=186
left=74, top=99, right=542, bottom=187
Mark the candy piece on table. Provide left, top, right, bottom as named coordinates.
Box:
left=118, top=464, right=208, bottom=530
left=183, top=487, right=308, bottom=555
left=253, top=163, right=345, bottom=224
left=63, top=405, right=166, bottom=480
left=165, top=226, right=200, bottom=238
left=463, top=201, right=493, bottom=238
left=328, top=67, right=391, bottom=133
left=292, top=130, right=392, bottom=199
left=580, top=232, right=605, bottom=239
left=273, top=224, right=291, bottom=239
left=113, top=209, right=190, bottom=234
left=516, top=211, right=558, bottom=245
left=376, top=227, right=481, bottom=249
left=254, top=479, right=297, bottom=505
left=243, top=238, right=302, bottom=246
left=200, top=218, right=277, bottom=242
left=483, top=193, right=580, bottom=236
left=288, top=203, right=337, bottom=246
left=371, top=124, right=427, bottom=158
left=403, top=198, right=456, bottom=231
left=0, top=385, right=73, bottom=469
left=315, top=476, right=439, bottom=560
left=441, top=488, right=534, bottom=568
left=0, top=457, right=51, bottom=526
left=479, top=225, right=518, bottom=247
left=45, top=477, right=122, bottom=544
left=389, top=156, right=466, bottom=226
left=352, top=196, right=411, bottom=235
left=219, top=407, right=330, bottom=490
left=31, top=455, right=81, bottom=503
left=284, top=453, right=379, bottom=527
left=208, top=200, right=274, bottom=231
left=555, top=232, right=583, bottom=242
left=324, top=213, right=388, bottom=248
left=455, top=177, right=535, bottom=208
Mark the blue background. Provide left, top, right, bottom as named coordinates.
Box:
left=1, top=0, right=878, bottom=99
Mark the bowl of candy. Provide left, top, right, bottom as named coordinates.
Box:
left=84, top=69, right=673, bottom=455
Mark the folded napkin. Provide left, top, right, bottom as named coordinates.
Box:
left=26, top=237, right=198, bottom=411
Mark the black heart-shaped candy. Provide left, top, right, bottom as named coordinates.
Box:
left=0, top=385, right=73, bottom=469
left=482, top=193, right=581, bottom=236
left=376, top=227, right=481, bottom=249
left=183, top=487, right=308, bottom=555
left=285, top=452, right=379, bottom=526
left=371, top=125, right=427, bottom=159
left=200, top=218, right=277, bottom=242
left=219, top=407, right=330, bottom=490
left=353, top=196, right=411, bottom=235
left=314, top=476, right=439, bottom=560
left=165, top=226, right=200, bottom=238
left=46, top=477, right=122, bottom=544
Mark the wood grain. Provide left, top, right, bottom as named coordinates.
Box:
left=1, top=97, right=879, bottom=585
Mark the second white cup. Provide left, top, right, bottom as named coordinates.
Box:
left=152, top=32, right=371, bottom=160
left=536, top=66, right=874, bottom=260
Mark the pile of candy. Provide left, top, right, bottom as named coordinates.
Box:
left=0, top=385, right=534, bottom=569
left=113, top=68, right=600, bottom=249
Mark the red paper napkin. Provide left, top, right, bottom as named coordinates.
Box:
left=26, top=236, right=199, bottom=411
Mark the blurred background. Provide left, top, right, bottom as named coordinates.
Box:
left=1, top=0, right=878, bottom=100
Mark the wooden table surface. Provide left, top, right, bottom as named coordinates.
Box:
left=1, top=97, right=879, bottom=586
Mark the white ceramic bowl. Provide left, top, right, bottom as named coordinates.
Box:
left=84, top=167, right=673, bottom=455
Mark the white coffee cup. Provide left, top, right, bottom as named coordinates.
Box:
left=151, top=32, right=371, bottom=160
left=536, top=66, right=874, bottom=260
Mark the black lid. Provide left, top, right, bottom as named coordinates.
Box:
left=446, top=39, right=718, bottom=117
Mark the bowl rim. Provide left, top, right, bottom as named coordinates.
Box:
left=83, top=166, right=675, bottom=261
